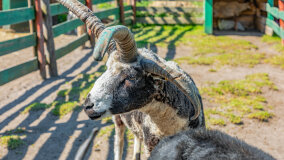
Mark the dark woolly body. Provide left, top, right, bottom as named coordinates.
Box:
left=149, top=128, right=275, bottom=160
left=109, top=67, right=204, bottom=152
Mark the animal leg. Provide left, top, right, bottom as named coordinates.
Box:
left=132, top=135, right=141, bottom=160
left=113, top=115, right=126, bottom=160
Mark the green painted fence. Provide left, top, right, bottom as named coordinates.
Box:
left=266, top=0, right=284, bottom=40
left=0, top=5, right=37, bottom=85
left=0, top=0, right=134, bottom=86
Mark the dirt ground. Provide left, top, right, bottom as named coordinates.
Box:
left=0, top=30, right=284, bottom=160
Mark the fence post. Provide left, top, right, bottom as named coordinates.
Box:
left=28, top=0, right=37, bottom=57
left=131, top=0, right=136, bottom=24
left=117, top=0, right=125, bottom=25
left=85, top=0, right=95, bottom=46
left=41, top=0, right=58, bottom=77
left=265, top=0, right=274, bottom=36
left=204, top=0, right=213, bottom=34
left=279, top=0, right=284, bottom=45
left=34, top=0, right=47, bottom=79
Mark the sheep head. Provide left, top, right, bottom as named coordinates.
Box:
left=56, top=0, right=203, bottom=122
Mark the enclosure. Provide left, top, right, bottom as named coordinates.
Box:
left=0, top=0, right=284, bottom=159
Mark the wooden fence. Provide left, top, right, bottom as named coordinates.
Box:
left=266, top=0, right=284, bottom=44
left=136, top=0, right=203, bottom=25
left=0, top=0, right=134, bottom=85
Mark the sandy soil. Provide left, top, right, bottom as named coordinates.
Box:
left=0, top=31, right=284, bottom=160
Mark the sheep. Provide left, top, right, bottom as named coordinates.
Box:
left=56, top=0, right=205, bottom=159
left=149, top=128, right=275, bottom=160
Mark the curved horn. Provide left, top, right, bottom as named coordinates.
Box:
left=141, top=58, right=201, bottom=121
left=93, top=25, right=137, bottom=63
left=56, top=0, right=105, bottom=39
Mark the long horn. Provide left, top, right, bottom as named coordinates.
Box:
left=57, top=0, right=105, bottom=38
left=141, top=58, right=201, bottom=121
left=93, top=25, right=137, bottom=63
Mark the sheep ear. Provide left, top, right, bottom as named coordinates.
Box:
left=141, top=58, right=202, bottom=121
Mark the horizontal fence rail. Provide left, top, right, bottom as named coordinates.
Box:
left=0, top=7, right=35, bottom=26
left=0, top=33, right=36, bottom=56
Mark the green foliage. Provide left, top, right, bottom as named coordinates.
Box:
left=22, top=103, right=51, bottom=114
left=208, top=118, right=226, bottom=126
left=0, top=135, right=24, bottom=149
left=51, top=101, right=79, bottom=117
left=202, top=73, right=276, bottom=126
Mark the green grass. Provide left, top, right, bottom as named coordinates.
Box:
left=97, top=125, right=115, bottom=137
left=101, top=116, right=113, bottom=124
left=126, top=128, right=134, bottom=145
left=51, top=101, right=79, bottom=117
left=5, top=127, right=26, bottom=135
left=202, top=73, right=276, bottom=126
left=21, top=103, right=51, bottom=114
left=97, top=2, right=116, bottom=9
left=248, top=111, right=273, bottom=121
left=262, top=35, right=284, bottom=68
left=0, top=135, right=24, bottom=149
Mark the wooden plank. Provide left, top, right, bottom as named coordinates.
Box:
left=204, top=0, right=213, bottom=34
left=0, top=58, right=38, bottom=86
left=136, top=7, right=203, bottom=14
left=92, top=0, right=113, bottom=5
left=52, top=18, right=84, bottom=37
left=55, top=33, right=88, bottom=59
left=132, top=0, right=136, bottom=23
left=35, top=0, right=47, bottom=79
left=95, top=7, right=119, bottom=19
left=42, top=0, right=58, bottom=77
left=124, top=11, right=133, bottom=18
left=136, top=17, right=203, bottom=25
left=125, top=17, right=133, bottom=25
left=266, top=18, right=281, bottom=37
left=50, top=3, right=68, bottom=16
left=279, top=0, right=284, bottom=45
left=124, top=5, right=132, bottom=11
left=0, top=7, right=35, bottom=26
left=50, top=0, right=85, bottom=16
left=118, top=0, right=125, bottom=24
left=266, top=3, right=279, bottom=19
left=0, top=33, right=36, bottom=56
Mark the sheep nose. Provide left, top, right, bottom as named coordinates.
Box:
left=84, top=94, right=94, bottom=109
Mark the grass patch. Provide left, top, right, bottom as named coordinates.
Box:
left=126, top=128, right=134, bottom=145
left=0, top=135, right=24, bottom=149
left=202, top=73, right=276, bottom=126
left=51, top=101, right=79, bottom=117
left=21, top=102, right=51, bottom=114
left=5, top=127, right=26, bottom=135
left=101, top=116, right=113, bottom=124
left=248, top=111, right=273, bottom=121
left=262, top=35, right=284, bottom=68
left=97, top=125, right=115, bottom=137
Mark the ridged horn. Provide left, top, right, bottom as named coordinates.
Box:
left=141, top=58, right=201, bottom=121
left=56, top=0, right=104, bottom=40
left=93, top=25, right=137, bottom=63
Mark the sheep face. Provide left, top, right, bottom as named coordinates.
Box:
left=84, top=53, right=157, bottom=120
